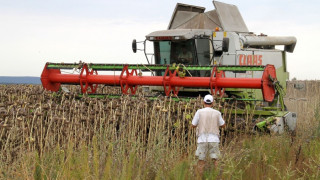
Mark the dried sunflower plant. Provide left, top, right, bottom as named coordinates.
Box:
left=0, top=82, right=319, bottom=179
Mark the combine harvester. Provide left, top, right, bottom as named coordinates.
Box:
left=41, top=1, right=297, bottom=134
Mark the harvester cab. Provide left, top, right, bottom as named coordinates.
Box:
left=132, top=1, right=297, bottom=133
left=41, top=1, right=297, bottom=134
left=134, top=1, right=296, bottom=98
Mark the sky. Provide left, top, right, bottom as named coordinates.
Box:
left=0, top=0, right=320, bottom=79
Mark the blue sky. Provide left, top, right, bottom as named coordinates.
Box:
left=0, top=0, right=320, bottom=79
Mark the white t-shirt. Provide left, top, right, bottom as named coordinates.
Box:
left=192, top=107, right=225, bottom=143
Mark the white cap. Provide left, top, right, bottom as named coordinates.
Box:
left=204, top=94, right=214, bottom=104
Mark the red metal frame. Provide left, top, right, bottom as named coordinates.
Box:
left=80, top=64, right=98, bottom=94
left=120, top=65, right=138, bottom=94
left=210, top=67, right=226, bottom=97
left=41, top=63, right=61, bottom=92
left=163, top=66, right=180, bottom=96
left=41, top=63, right=277, bottom=102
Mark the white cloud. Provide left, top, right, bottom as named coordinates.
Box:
left=0, top=1, right=319, bottom=80
left=0, top=13, right=167, bottom=76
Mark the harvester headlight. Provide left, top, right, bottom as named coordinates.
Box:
left=174, top=36, right=180, bottom=40
left=149, top=37, right=155, bottom=40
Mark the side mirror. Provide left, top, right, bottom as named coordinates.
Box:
left=222, top=38, right=229, bottom=52
left=132, top=39, right=137, bottom=53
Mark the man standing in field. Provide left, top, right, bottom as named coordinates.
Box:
left=192, top=94, right=225, bottom=175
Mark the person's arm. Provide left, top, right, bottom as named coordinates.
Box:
left=180, top=52, right=192, bottom=64
left=178, top=52, right=193, bottom=64
left=177, top=53, right=185, bottom=63
left=191, top=111, right=199, bottom=128
left=219, top=114, right=226, bottom=128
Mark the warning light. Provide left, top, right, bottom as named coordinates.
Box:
left=215, top=27, right=220, bottom=31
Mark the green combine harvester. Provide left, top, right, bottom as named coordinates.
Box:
left=41, top=1, right=297, bottom=134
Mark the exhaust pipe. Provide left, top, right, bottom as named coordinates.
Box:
left=240, top=35, right=297, bottom=53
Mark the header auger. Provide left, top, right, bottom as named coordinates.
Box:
left=41, top=62, right=277, bottom=102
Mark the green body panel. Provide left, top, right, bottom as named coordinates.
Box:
left=255, top=117, right=276, bottom=130
left=220, top=108, right=288, bottom=117
left=224, top=64, right=288, bottom=108
left=46, top=63, right=265, bottom=72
